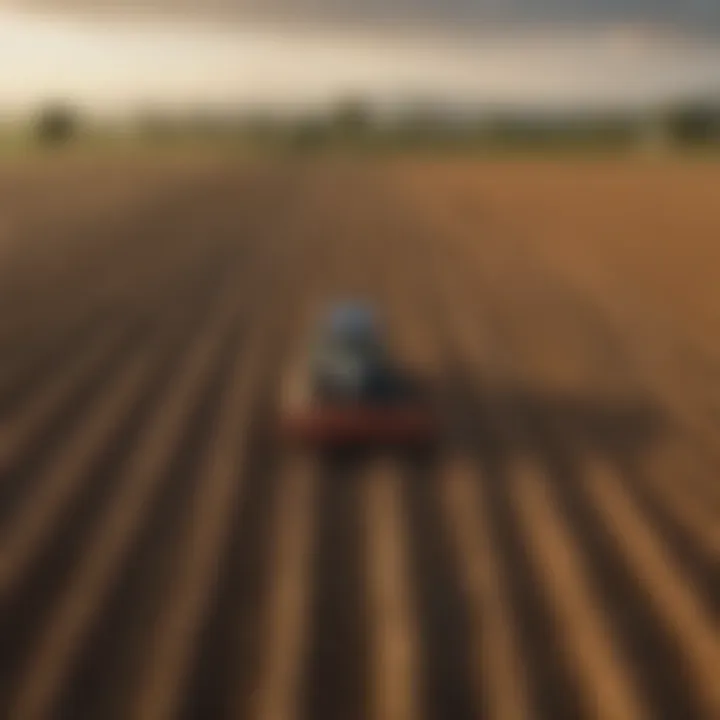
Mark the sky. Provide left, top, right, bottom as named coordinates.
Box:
left=9, top=0, right=720, bottom=31
left=1, top=2, right=719, bottom=116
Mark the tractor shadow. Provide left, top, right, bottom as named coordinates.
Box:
left=316, top=366, right=666, bottom=474
left=439, top=371, right=666, bottom=470
left=413, top=370, right=711, bottom=720
left=316, top=369, right=713, bottom=720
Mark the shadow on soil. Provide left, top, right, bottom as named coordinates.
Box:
left=316, top=370, right=710, bottom=720
left=315, top=368, right=665, bottom=471
left=434, top=371, right=706, bottom=720
left=442, top=373, right=665, bottom=465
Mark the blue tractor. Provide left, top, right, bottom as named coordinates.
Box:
left=281, top=301, right=437, bottom=448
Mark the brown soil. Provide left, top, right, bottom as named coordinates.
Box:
left=0, top=155, right=717, bottom=720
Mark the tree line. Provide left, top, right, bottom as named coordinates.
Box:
left=27, top=98, right=720, bottom=150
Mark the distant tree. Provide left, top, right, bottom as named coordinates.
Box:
left=330, top=98, right=373, bottom=140
left=134, top=111, right=185, bottom=144
left=34, top=103, right=80, bottom=145
left=394, top=107, right=446, bottom=145
left=663, top=101, right=720, bottom=145
left=236, top=114, right=284, bottom=146
left=289, top=118, right=329, bottom=150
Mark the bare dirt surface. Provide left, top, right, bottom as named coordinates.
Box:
left=0, top=155, right=717, bottom=720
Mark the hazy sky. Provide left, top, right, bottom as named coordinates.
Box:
left=1, top=3, right=719, bottom=115
left=9, top=0, right=720, bottom=31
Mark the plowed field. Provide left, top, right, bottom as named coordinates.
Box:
left=0, top=156, right=718, bottom=720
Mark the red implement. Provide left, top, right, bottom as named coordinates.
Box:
left=282, top=403, right=438, bottom=446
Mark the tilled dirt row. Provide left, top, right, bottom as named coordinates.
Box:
left=0, top=159, right=717, bottom=720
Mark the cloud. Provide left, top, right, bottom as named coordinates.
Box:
left=1, top=10, right=718, bottom=115
left=7, top=0, right=720, bottom=34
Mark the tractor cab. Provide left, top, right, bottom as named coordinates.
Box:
left=281, top=301, right=438, bottom=449
left=310, top=304, right=396, bottom=403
